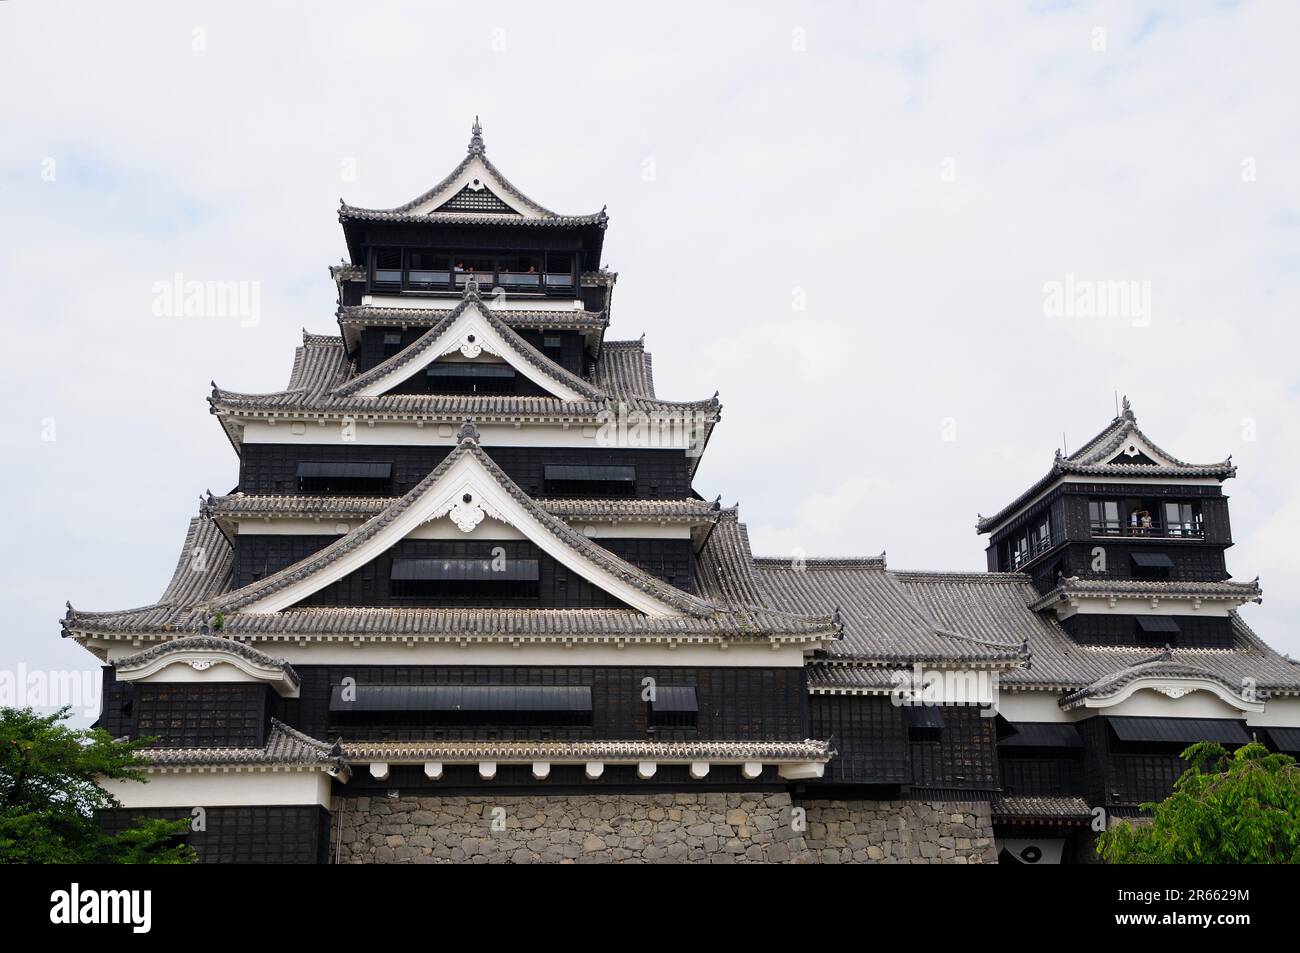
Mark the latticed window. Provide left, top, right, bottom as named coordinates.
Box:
left=135, top=683, right=266, bottom=747
left=440, top=185, right=514, bottom=214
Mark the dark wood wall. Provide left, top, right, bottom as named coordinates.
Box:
left=233, top=535, right=695, bottom=600
left=239, top=444, right=693, bottom=499
left=97, top=806, right=329, bottom=864
left=1062, top=614, right=1234, bottom=649
left=809, top=694, right=908, bottom=784
left=273, top=665, right=808, bottom=744
left=355, top=327, right=588, bottom=377
left=99, top=672, right=272, bottom=749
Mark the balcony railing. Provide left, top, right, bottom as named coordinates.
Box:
left=1090, top=519, right=1204, bottom=539
left=1009, top=534, right=1054, bottom=569
left=373, top=269, right=576, bottom=297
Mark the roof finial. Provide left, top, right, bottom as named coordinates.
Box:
left=1121, top=394, right=1135, bottom=422
left=468, top=116, right=485, bottom=156
left=456, top=419, right=480, bottom=443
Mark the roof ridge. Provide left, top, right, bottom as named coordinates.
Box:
left=753, top=555, right=887, bottom=570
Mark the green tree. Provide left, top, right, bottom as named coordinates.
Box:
left=0, top=706, right=194, bottom=864
left=1098, top=741, right=1300, bottom=864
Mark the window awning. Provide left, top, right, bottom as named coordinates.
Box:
left=390, top=558, right=539, bottom=582
left=999, top=722, right=1083, bottom=748
left=650, top=686, right=698, bottom=712
left=544, top=465, right=636, bottom=483
left=1131, top=552, right=1175, bottom=568
left=1108, top=717, right=1251, bottom=745
left=330, top=685, right=592, bottom=713
left=427, top=363, right=516, bottom=379
left=904, top=706, right=945, bottom=730
left=1264, top=726, right=1300, bottom=753
left=297, top=461, right=392, bottom=479
left=1135, top=616, right=1181, bottom=634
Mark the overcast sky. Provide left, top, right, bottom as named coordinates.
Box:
left=2, top=0, right=1298, bottom=708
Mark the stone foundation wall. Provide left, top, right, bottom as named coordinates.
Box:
left=799, top=798, right=997, bottom=864
left=333, top=792, right=810, bottom=864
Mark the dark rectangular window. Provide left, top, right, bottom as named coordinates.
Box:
left=648, top=685, right=699, bottom=731
left=497, top=255, right=542, bottom=291
left=426, top=362, right=516, bottom=394
left=1163, top=502, right=1203, bottom=538
left=1135, top=616, right=1181, bottom=641
left=331, top=684, right=591, bottom=727
left=453, top=257, right=494, bottom=289
left=544, top=252, right=575, bottom=292
left=390, top=556, right=540, bottom=600
left=904, top=705, right=945, bottom=741
left=1131, top=551, right=1174, bottom=579
left=406, top=251, right=450, bottom=290
left=1089, top=499, right=1121, bottom=535
left=543, top=464, right=636, bottom=498
left=296, top=461, right=392, bottom=495
left=372, top=248, right=402, bottom=286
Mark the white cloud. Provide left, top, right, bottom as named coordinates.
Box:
left=2, top=0, right=1298, bottom=697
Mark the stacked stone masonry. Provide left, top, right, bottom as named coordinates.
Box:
left=800, top=799, right=997, bottom=864
left=333, top=792, right=810, bottom=864
left=331, top=792, right=997, bottom=864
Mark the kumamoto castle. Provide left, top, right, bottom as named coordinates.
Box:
left=65, top=123, right=1300, bottom=864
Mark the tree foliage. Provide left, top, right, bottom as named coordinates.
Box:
left=0, top=706, right=194, bottom=864
left=1098, top=741, right=1300, bottom=864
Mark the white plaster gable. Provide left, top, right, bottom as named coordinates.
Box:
left=236, top=450, right=685, bottom=618
left=409, top=155, right=540, bottom=218
left=352, top=299, right=584, bottom=400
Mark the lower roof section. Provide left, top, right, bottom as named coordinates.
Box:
left=341, top=738, right=832, bottom=766
left=991, top=796, right=1093, bottom=823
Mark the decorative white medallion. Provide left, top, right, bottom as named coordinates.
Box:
left=448, top=492, right=486, bottom=533
left=188, top=659, right=218, bottom=671
left=458, top=333, right=483, bottom=358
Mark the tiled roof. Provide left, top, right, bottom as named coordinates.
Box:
left=991, top=796, right=1093, bottom=821
left=594, top=340, right=656, bottom=399
left=337, top=304, right=609, bottom=333
left=338, top=124, right=605, bottom=227
left=694, top=510, right=790, bottom=612
left=1028, top=576, right=1263, bottom=611
left=210, top=323, right=718, bottom=426
left=113, top=635, right=297, bottom=685
left=754, top=558, right=1024, bottom=664
left=977, top=401, right=1235, bottom=534
left=141, top=720, right=344, bottom=771
left=66, top=444, right=834, bottom=645
left=886, top=569, right=1300, bottom=693
left=62, top=517, right=233, bottom=638
left=805, top=663, right=906, bottom=693
left=341, top=738, right=832, bottom=764
left=207, top=607, right=841, bottom=641
left=1059, top=658, right=1253, bottom=708
left=204, top=493, right=720, bottom=525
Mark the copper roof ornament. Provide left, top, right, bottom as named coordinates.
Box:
left=468, top=116, right=485, bottom=156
